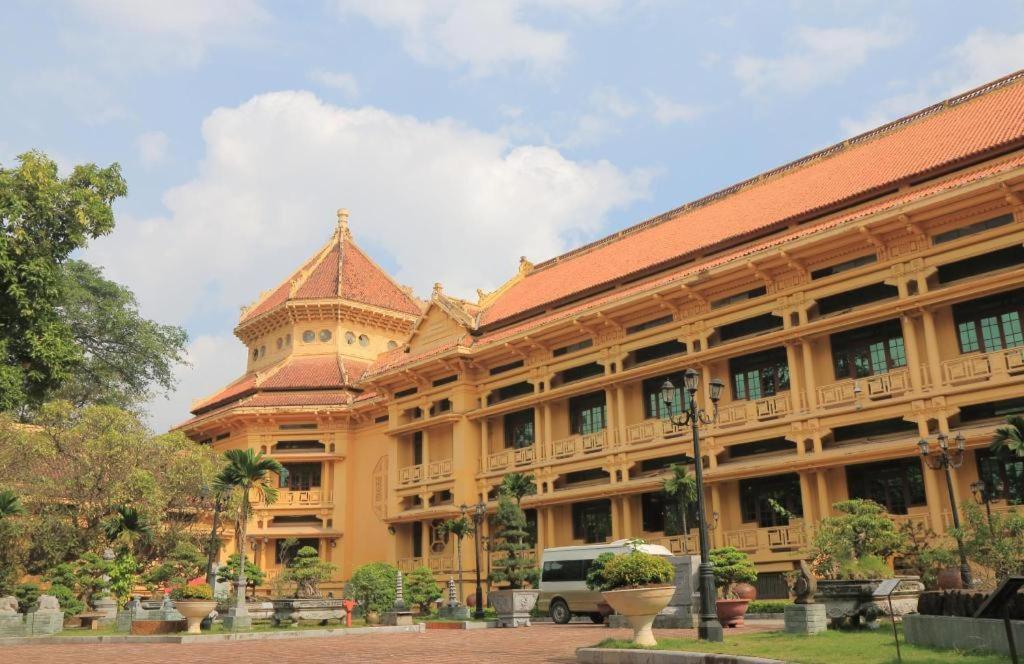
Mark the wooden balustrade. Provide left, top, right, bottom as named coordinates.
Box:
left=816, top=367, right=911, bottom=408
left=942, top=347, right=1024, bottom=385
left=280, top=488, right=330, bottom=505
left=549, top=430, right=609, bottom=460
left=398, top=459, right=453, bottom=485
left=716, top=393, right=792, bottom=428
left=398, top=464, right=423, bottom=486
left=487, top=445, right=536, bottom=471
left=648, top=533, right=698, bottom=555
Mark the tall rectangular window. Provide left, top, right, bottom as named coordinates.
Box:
left=412, top=522, right=423, bottom=558
left=412, top=431, right=423, bottom=465
left=569, top=392, right=606, bottom=435
left=830, top=320, right=906, bottom=379
left=503, top=409, right=535, bottom=449
left=279, top=462, right=321, bottom=489
left=729, top=348, right=790, bottom=401
left=976, top=449, right=1024, bottom=505
left=953, top=289, right=1024, bottom=354
left=642, top=373, right=691, bottom=419
left=846, top=458, right=926, bottom=515
left=739, top=475, right=803, bottom=527
left=571, top=499, right=612, bottom=543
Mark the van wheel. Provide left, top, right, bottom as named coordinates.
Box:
left=589, top=613, right=605, bottom=624
left=550, top=599, right=572, bottom=624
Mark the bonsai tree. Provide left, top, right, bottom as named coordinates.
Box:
left=170, top=583, right=214, bottom=601
left=662, top=464, right=697, bottom=536
left=595, top=551, right=674, bottom=591
left=15, top=582, right=40, bottom=613
left=404, top=565, right=441, bottom=613
left=991, top=415, right=1024, bottom=459
left=280, top=546, right=337, bottom=599
left=489, top=493, right=539, bottom=589
left=145, top=541, right=207, bottom=590
left=42, top=552, right=111, bottom=611
left=217, top=553, right=266, bottom=595
left=709, top=547, right=757, bottom=598
left=437, top=516, right=473, bottom=602
left=810, top=499, right=906, bottom=580
left=47, top=583, right=84, bottom=616
left=951, top=503, right=1024, bottom=584
left=895, top=520, right=957, bottom=589
left=346, top=561, right=398, bottom=615
left=213, top=449, right=285, bottom=607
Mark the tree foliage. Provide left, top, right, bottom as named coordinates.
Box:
left=280, top=546, right=337, bottom=599
left=489, top=494, right=539, bottom=590
left=499, top=472, right=536, bottom=506
left=217, top=553, right=265, bottom=592
left=144, top=541, right=206, bottom=590
left=404, top=565, right=441, bottom=612
left=662, top=463, right=697, bottom=535
left=810, top=499, right=906, bottom=580
left=991, top=415, right=1024, bottom=459
left=950, top=503, right=1024, bottom=586
left=346, top=562, right=398, bottom=614
left=598, top=551, right=675, bottom=591
left=42, top=552, right=111, bottom=609
left=709, top=547, right=757, bottom=597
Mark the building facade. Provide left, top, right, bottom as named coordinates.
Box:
left=180, top=72, right=1024, bottom=598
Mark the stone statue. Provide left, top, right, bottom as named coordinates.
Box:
left=394, top=570, right=407, bottom=611
left=37, top=595, right=61, bottom=612
left=447, top=578, right=457, bottom=607
left=0, top=596, right=17, bottom=613
left=792, top=560, right=817, bottom=604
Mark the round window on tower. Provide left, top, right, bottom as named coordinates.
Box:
left=319, top=329, right=332, bottom=342
left=345, top=331, right=356, bottom=345
left=387, top=340, right=398, bottom=350
left=358, top=334, right=369, bottom=347
left=302, top=330, right=315, bottom=343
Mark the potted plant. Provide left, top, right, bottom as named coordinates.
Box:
left=709, top=547, right=757, bottom=627
left=170, top=583, right=216, bottom=634
left=810, top=499, right=922, bottom=628
left=345, top=561, right=398, bottom=625
left=489, top=493, right=540, bottom=627
left=593, top=545, right=675, bottom=646
left=272, top=546, right=344, bottom=626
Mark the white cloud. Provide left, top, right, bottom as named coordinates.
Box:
left=734, top=24, right=904, bottom=97
left=308, top=69, right=360, bottom=98
left=333, top=0, right=619, bottom=77
left=86, top=90, right=649, bottom=351
left=136, top=130, right=169, bottom=166
left=648, top=92, right=702, bottom=125
left=839, top=29, right=1024, bottom=137
left=14, top=67, right=130, bottom=125
left=144, top=334, right=245, bottom=432
left=590, top=86, right=636, bottom=119
left=67, top=0, right=268, bottom=68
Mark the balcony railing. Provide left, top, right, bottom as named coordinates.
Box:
left=487, top=445, right=536, bottom=471
left=549, top=430, right=609, bottom=460
left=622, top=419, right=685, bottom=447
left=716, top=393, right=792, bottom=428
left=648, top=532, right=698, bottom=555
left=398, top=464, right=423, bottom=486
left=279, top=488, right=331, bottom=506
left=397, top=556, right=456, bottom=574
left=816, top=367, right=912, bottom=408
left=941, top=347, right=1024, bottom=386
left=427, top=459, right=453, bottom=481
left=398, top=459, right=454, bottom=486
left=723, top=522, right=810, bottom=553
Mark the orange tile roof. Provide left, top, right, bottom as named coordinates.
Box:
left=240, top=220, right=422, bottom=325
left=480, top=71, right=1024, bottom=328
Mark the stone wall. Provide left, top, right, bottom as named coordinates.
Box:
left=903, top=613, right=1024, bottom=657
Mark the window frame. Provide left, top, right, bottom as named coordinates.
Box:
left=953, top=289, right=1024, bottom=355
left=845, top=457, right=927, bottom=515
left=975, top=449, right=1024, bottom=505
left=642, top=372, right=691, bottom=420
left=569, top=392, right=607, bottom=435
left=738, top=475, right=803, bottom=527
left=503, top=408, right=536, bottom=449
left=829, top=320, right=907, bottom=380
left=729, top=348, right=791, bottom=401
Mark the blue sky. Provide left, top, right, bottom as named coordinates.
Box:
left=3, top=0, right=1024, bottom=430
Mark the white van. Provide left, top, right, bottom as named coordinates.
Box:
left=537, top=539, right=675, bottom=624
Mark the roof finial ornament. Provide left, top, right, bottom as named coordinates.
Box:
left=433, top=282, right=444, bottom=298
left=519, top=256, right=534, bottom=274
left=336, top=208, right=351, bottom=238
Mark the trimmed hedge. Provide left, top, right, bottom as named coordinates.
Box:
left=747, top=599, right=791, bottom=614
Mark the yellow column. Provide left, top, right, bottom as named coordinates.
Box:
left=917, top=417, right=944, bottom=531
left=421, top=519, right=431, bottom=563
left=616, top=385, right=627, bottom=445
left=921, top=309, right=944, bottom=390
left=900, top=314, right=924, bottom=393
left=480, top=419, right=489, bottom=467
left=801, top=341, right=818, bottom=410
left=543, top=404, right=552, bottom=460
left=710, top=483, right=724, bottom=547
left=798, top=472, right=815, bottom=523
left=610, top=496, right=622, bottom=540
left=604, top=388, right=617, bottom=440
left=785, top=341, right=804, bottom=412
left=622, top=493, right=633, bottom=537
left=816, top=471, right=830, bottom=519
left=546, top=506, right=557, bottom=547
left=422, top=429, right=430, bottom=471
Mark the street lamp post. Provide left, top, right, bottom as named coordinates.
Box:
left=918, top=433, right=972, bottom=587
left=661, top=368, right=725, bottom=643
left=205, top=491, right=224, bottom=589
left=461, top=501, right=488, bottom=619
left=970, top=479, right=1000, bottom=536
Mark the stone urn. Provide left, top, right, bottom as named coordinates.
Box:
left=936, top=568, right=964, bottom=590
left=175, top=600, right=217, bottom=634
left=365, top=609, right=381, bottom=625
left=732, top=583, right=757, bottom=600
left=271, top=598, right=346, bottom=627
left=716, top=598, right=751, bottom=627
left=489, top=588, right=540, bottom=628
left=818, top=577, right=924, bottom=629
left=601, top=586, right=675, bottom=647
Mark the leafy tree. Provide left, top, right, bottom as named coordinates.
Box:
left=404, top=565, right=441, bottom=613
left=709, top=547, right=758, bottom=598
left=499, top=472, right=536, bottom=506
left=0, top=151, right=126, bottom=412
left=0, top=488, right=26, bottom=594
left=490, top=494, right=539, bottom=589
left=213, top=449, right=284, bottom=600
left=585, top=552, right=616, bottom=591
left=950, top=503, right=1024, bottom=585
left=145, top=541, right=206, bottom=590
left=438, top=516, right=473, bottom=602
left=895, top=520, right=957, bottom=589
left=280, top=546, right=337, bottom=599
left=108, top=551, right=139, bottom=605
left=47, top=583, right=84, bottom=616
left=346, top=562, right=398, bottom=614
left=217, top=554, right=266, bottom=595
left=662, top=464, right=697, bottom=536
left=810, top=499, right=906, bottom=580
left=991, top=415, right=1024, bottom=459
left=43, top=552, right=111, bottom=609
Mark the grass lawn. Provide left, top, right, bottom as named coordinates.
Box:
left=595, top=626, right=1006, bottom=664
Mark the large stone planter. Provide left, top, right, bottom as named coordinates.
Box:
left=175, top=600, right=217, bottom=634
left=716, top=598, right=750, bottom=627
left=490, top=589, right=539, bottom=628
left=602, top=586, right=676, bottom=647
left=818, top=577, right=923, bottom=629
left=271, top=598, right=346, bottom=627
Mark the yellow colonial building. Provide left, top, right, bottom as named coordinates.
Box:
left=180, top=72, right=1024, bottom=598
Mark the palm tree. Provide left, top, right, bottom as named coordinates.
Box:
left=499, top=472, right=536, bottom=507
left=0, top=489, right=23, bottom=519
left=104, top=505, right=153, bottom=554
left=438, top=516, right=474, bottom=602
left=662, top=464, right=697, bottom=545
left=215, top=449, right=285, bottom=622
left=991, top=415, right=1024, bottom=459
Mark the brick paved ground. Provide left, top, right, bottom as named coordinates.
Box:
left=2, top=622, right=782, bottom=664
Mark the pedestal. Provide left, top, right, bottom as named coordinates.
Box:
left=785, top=603, right=827, bottom=635
left=222, top=608, right=252, bottom=630
left=439, top=604, right=471, bottom=620
left=92, top=596, right=118, bottom=627
left=381, top=610, right=414, bottom=626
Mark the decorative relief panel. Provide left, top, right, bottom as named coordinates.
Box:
left=372, top=455, right=387, bottom=519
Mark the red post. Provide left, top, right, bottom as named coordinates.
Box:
left=342, top=599, right=357, bottom=627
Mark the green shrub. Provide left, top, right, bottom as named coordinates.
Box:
left=709, top=547, right=757, bottom=598
left=404, top=565, right=441, bottom=612
left=170, top=583, right=213, bottom=601
left=747, top=599, right=790, bottom=614
left=47, top=583, right=84, bottom=616
left=15, top=583, right=40, bottom=613
left=599, top=552, right=674, bottom=591
left=346, top=562, right=398, bottom=614
left=810, top=499, right=905, bottom=580
left=279, top=546, right=336, bottom=599
left=490, top=494, right=539, bottom=589
left=217, top=553, right=265, bottom=593
left=585, top=552, right=616, bottom=591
